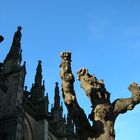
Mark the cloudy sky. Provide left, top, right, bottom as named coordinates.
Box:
left=1, top=0, right=140, bottom=139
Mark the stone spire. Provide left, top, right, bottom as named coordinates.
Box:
left=51, top=82, right=64, bottom=122
left=5, top=26, right=22, bottom=61
left=46, top=93, right=49, bottom=105
left=3, top=27, right=22, bottom=73
left=35, top=60, right=42, bottom=87
left=54, top=82, right=60, bottom=109
left=30, top=61, right=45, bottom=103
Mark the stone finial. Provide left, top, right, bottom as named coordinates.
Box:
left=35, top=60, right=42, bottom=87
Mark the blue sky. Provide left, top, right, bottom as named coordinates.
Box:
left=1, top=0, right=140, bottom=139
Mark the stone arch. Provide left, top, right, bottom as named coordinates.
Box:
left=48, top=132, right=55, bottom=140
left=23, top=113, right=34, bottom=140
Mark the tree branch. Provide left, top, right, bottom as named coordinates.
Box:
left=77, top=68, right=110, bottom=108
left=113, top=82, right=140, bottom=115
left=60, top=52, right=91, bottom=131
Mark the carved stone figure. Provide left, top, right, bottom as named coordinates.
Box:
left=60, top=52, right=140, bottom=140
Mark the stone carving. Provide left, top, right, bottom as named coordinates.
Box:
left=60, top=52, right=140, bottom=140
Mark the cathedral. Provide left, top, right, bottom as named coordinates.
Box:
left=0, top=27, right=76, bottom=140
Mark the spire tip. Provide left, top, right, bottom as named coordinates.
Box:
left=17, top=26, right=22, bottom=31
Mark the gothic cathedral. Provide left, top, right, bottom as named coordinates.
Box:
left=0, top=27, right=76, bottom=140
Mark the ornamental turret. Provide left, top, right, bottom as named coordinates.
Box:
left=35, top=60, right=42, bottom=87
left=54, top=82, right=60, bottom=109
left=30, top=60, right=45, bottom=103
left=3, top=26, right=22, bottom=74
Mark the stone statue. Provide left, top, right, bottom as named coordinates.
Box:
left=60, top=52, right=140, bottom=140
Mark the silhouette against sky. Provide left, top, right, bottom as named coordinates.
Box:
left=0, top=1, right=140, bottom=140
